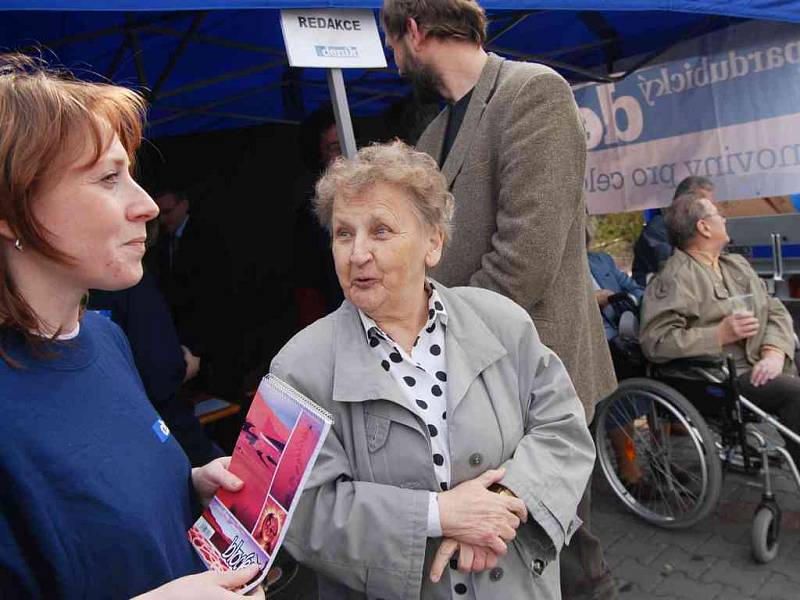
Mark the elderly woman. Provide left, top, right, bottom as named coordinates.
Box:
left=639, top=191, right=800, bottom=466
left=0, top=54, right=261, bottom=599
left=271, top=141, right=595, bottom=599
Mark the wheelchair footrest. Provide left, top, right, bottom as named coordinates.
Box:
left=745, top=422, right=786, bottom=450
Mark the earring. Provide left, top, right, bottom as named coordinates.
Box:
left=14, top=238, right=22, bottom=252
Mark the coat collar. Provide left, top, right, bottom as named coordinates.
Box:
left=422, top=53, right=505, bottom=187
left=331, top=282, right=507, bottom=415
left=678, top=249, right=752, bottom=292
left=440, top=285, right=508, bottom=414
left=441, top=53, right=504, bottom=186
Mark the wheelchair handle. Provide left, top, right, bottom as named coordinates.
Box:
left=771, top=233, right=784, bottom=282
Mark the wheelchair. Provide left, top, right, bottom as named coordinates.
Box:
left=594, top=311, right=800, bottom=564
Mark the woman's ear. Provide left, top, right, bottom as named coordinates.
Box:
left=425, top=226, right=444, bottom=269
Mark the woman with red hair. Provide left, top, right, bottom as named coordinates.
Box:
left=0, top=54, right=262, bottom=599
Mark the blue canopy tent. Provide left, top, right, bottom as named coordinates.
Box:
left=2, top=1, right=799, bottom=139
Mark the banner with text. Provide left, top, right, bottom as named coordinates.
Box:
left=574, top=21, right=800, bottom=214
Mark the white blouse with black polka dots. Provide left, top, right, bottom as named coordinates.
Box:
left=357, top=282, right=476, bottom=599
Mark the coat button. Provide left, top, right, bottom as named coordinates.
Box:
left=532, top=559, right=545, bottom=575
left=489, top=567, right=504, bottom=582
left=469, top=453, right=483, bottom=466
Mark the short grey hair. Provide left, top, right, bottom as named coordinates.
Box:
left=314, top=139, right=455, bottom=245
left=673, top=176, right=714, bottom=201
left=663, top=191, right=710, bottom=250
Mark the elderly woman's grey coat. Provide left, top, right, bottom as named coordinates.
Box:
left=271, top=283, right=595, bottom=600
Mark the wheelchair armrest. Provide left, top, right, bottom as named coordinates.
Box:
left=660, top=355, right=727, bottom=370
left=650, top=354, right=729, bottom=383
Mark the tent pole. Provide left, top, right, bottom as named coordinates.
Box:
left=149, top=12, right=207, bottom=102
left=327, top=68, right=357, bottom=159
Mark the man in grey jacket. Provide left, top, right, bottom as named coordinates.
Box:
left=381, top=1, right=617, bottom=598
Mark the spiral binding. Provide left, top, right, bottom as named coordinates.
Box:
left=265, top=373, right=334, bottom=423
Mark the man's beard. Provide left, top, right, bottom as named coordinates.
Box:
left=402, top=50, right=443, bottom=103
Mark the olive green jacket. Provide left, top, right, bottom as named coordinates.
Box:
left=271, top=284, right=594, bottom=600
left=639, top=249, right=796, bottom=373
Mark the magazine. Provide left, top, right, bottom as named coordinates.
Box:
left=188, top=374, right=333, bottom=593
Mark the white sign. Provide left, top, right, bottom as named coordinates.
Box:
left=280, top=9, right=388, bottom=69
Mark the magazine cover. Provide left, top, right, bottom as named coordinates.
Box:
left=188, top=374, right=333, bottom=593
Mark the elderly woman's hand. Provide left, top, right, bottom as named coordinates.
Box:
left=429, top=538, right=501, bottom=582
left=192, top=457, right=244, bottom=508
left=437, top=468, right=528, bottom=554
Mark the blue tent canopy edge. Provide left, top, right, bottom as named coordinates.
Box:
left=2, top=1, right=799, bottom=138
left=6, top=1, right=800, bottom=23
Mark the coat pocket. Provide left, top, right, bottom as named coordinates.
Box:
left=365, top=413, right=391, bottom=452
left=363, top=408, right=431, bottom=489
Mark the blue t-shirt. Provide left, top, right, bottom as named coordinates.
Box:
left=0, top=312, right=204, bottom=599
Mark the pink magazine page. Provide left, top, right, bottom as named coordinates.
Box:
left=188, top=374, right=332, bottom=594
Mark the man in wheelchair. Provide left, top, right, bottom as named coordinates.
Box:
left=638, top=190, right=800, bottom=468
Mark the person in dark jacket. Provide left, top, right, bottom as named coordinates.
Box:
left=152, top=188, right=241, bottom=398
left=291, top=107, right=345, bottom=327
left=153, top=189, right=227, bottom=357
left=632, top=176, right=715, bottom=286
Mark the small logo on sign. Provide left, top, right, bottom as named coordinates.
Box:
left=152, top=418, right=171, bottom=442
left=315, top=45, right=359, bottom=58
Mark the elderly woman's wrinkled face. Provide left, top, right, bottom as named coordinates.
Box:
left=331, top=181, right=442, bottom=321
left=32, top=133, right=158, bottom=293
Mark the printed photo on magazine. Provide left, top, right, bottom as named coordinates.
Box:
left=188, top=374, right=333, bottom=594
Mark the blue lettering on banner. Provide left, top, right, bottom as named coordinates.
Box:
left=575, top=23, right=800, bottom=151
left=315, top=45, right=359, bottom=58
left=152, top=418, right=171, bottom=443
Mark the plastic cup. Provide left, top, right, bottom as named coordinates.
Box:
left=729, top=293, right=754, bottom=316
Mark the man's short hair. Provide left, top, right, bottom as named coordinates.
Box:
left=153, top=187, right=190, bottom=206
left=673, top=176, right=714, bottom=201
left=664, top=191, right=710, bottom=250
left=381, top=0, right=487, bottom=45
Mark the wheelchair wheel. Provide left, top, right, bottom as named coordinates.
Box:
left=751, top=506, right=780, bottom=564
left=595, top=378, right=723, bottom=529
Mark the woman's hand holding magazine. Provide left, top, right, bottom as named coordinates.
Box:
left=193, top=457, right=245, bottom=508
left=133, top=565, right=266, bottom=599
